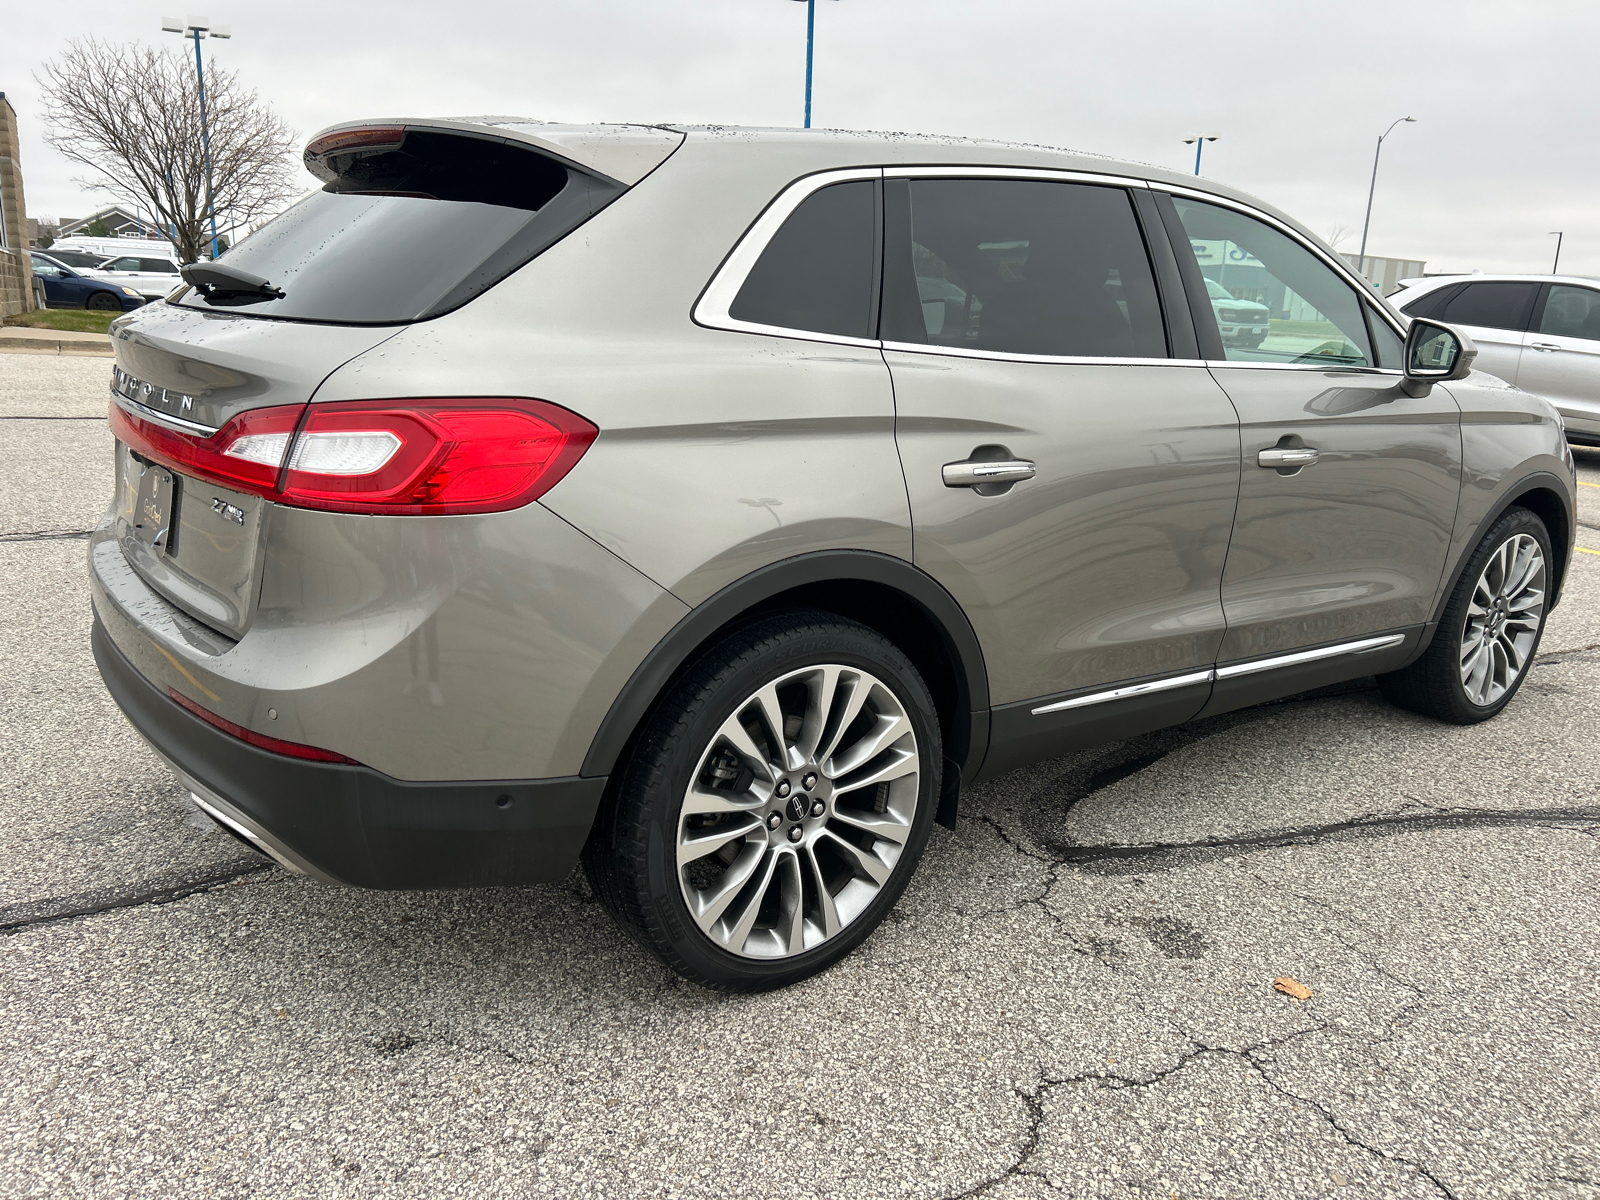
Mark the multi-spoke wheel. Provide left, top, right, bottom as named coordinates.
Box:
left=1458, top=533, right=1546, bottom=707
left=584, top=611, right=939, bottom=991
left=1380, top=507, right=1553, bottom=723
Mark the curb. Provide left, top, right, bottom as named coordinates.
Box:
left=0, top=333, right=114, bottom=357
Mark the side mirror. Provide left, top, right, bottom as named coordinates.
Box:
left=1403, top=317, right=1477, bottom=396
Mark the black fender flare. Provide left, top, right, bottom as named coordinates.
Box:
left=579, top=551, right=992, bottom=802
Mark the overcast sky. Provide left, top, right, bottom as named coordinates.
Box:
left=3, top=0, right=1592, bottom=276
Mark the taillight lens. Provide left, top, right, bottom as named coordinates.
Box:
left=168, top=688, right=359, bottom=764
left=109, top=397, right=597, bottom=515
left=109, top=402, right=303, bottom=497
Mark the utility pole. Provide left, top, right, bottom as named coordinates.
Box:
left=788, top=0, right=837, bottom=129
left=1550, top=232, right=1564, bottom=274
left=162, top=16, right=231, bottom=260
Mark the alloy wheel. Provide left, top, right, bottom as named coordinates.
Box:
left=1459, top=532, right=1546, bottom=707
left=675, top=664, right=920, bottom=960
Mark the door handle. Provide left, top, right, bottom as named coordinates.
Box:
left=1529, top=341, right=1561, bottom=352
left=942, top=459, right=1037, bottom=487
left=1257, top=447, right=1320, bottom=469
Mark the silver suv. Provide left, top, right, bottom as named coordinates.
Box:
left=91, top=120, right=1577, bottom=990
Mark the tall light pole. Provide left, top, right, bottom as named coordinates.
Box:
left=1182, top=133, right=1219, bottom=176
left=1550, top=232, right=1564, bottom=274
left=1357, top=116, right=1415, bottom=283
left=788, top=0, right=837, bottom=129
left=162, top=15, right=231, bottom=260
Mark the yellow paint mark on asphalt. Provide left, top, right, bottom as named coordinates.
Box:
left=1576, top=546, right=1600, bottom=557
left=1579, top=480, right=1600, bottom=488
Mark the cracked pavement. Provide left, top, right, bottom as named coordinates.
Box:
left=2, top=352, right=1598, bottom=1199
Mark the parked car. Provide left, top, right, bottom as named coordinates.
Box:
left=36, top=248, right=112, bottom=270
left=1392, top=274, right=1600, bottom=446
left=89, top=121, right=1576, bottom=991
left=85, top=253, right=186, bottom=301
left=1204, top=276, right=1271, bottom=347
left=30, top=252, right=145, bottom=312
left=50, top=234, right=181, bottom=262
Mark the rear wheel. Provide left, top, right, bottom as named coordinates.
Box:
left=1379, top=506, right=1551, bottom=723
left=584, top=610, right=940, bottom=991
left=85, top=291, right=121, bottom=311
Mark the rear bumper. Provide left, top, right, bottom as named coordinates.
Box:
left=93, top=616, right=606, bottom=888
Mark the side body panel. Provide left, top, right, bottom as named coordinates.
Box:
left=1206, top=367, right=1462, bottom=661
left=891, top=355, right=1241, bottom=704
left=1518, top=326, right=1600, bottom=439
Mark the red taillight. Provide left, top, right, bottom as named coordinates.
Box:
left=109, top=397, right=597, bottom=515
left=110, top=402, right=305, bottom=498
left=168, top=688, right=359, bottom=764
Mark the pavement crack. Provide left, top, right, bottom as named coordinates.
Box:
left=1049, top=806, right=1600, bottom=869
left=0, top=529, right=93, bottom=543
left=0, top=858, right=277, bottom=934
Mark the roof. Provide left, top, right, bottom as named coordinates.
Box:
left=1396, top=273, right=1600, bottom=290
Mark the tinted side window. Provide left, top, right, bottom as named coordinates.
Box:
left=728, top=181, right=877, bottom=339
left=105, top=257, right=140, bottom=271
left=880, top=178, right=1166, bottom=358
left=1538, top=285, right=1600, bottom=341
left=1439, top=282, right=1537, bottom=332
left=1397, top=284, right=1459, bottom=319
left=1171, top=198, right=1372, bottom=367
left=140, top=259, right=179, bottom=273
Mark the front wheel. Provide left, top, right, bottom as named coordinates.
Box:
left=1379, top=506, right=1552, bottom=723
left=584, top=611, right=941, bottom=991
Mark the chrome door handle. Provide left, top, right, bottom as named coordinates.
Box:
left=942, top=459, right=1037, bottom=487
left=1257, top=447, right=1319, bottom=468
left=1529, top=341, right=1561, bottom=352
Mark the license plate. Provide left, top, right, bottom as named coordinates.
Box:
left=131, top=459, right=178, bottom=554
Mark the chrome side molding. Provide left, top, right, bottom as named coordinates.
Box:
left=1031, top=668, right=1213, bottom=716
left=1212, top=633, right=1406, bottom=680
left=1030, top=633, right=1408, bottom=717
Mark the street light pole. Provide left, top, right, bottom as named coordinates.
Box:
left=1356, top=116, right=1415, bottom=283
left=1182, top=133, right=1219, bottom=176
left=162, top=16, right=231, bottom=260
left=1550, top=231, right=1564, bottom=274
left=788, top=0, right=836, bottom=129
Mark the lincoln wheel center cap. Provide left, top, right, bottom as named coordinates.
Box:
left=785, top=796, right=808, bottom=823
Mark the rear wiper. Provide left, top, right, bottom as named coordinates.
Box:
left=181, top=261, right=285, bottom=300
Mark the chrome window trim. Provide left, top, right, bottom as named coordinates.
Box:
left=1202, top=361, right=1405, bottom=376
left=1030, top=632, right=1408, bottom=717
left=1213, top=633, right=1406, bottom=680
left=882, top=341, right=1204, bottom=368
left=693, top=166, right=884, bottom=348
left=1031, top=668, right=1213, bottom=716
left=882, top=165, right=1154, bottom=188
left=111, top=389, right=220, bottom=437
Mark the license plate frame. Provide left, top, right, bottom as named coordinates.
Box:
left=131, top=458, right=178, bottom=555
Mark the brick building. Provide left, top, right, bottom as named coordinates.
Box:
left=0, top=92, right=38, bottom=317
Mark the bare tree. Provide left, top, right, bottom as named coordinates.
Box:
left=37, top=39, right=299, bottom=262
left=1323, top=222, right=1354, bottom=250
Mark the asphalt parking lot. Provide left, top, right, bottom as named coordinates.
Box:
left=1, top=350, right=1598, bottom=1200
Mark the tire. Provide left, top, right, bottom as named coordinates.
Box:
left=1379, top=506, right=1552, bottom=723
left=85, top=291, right=121, bottom=311
left=583, top=609, right=942, bottom=991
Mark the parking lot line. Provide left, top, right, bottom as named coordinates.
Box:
left=1579, top=481, right=1600, bottom=488
left=1576, top=546, right=1600, bottom=557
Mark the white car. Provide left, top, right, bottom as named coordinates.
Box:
left=1204, top=276, right=1271, bottom=347
left=86, top=254, right=185, bottom=301
left=1392, top=273, right=1600, bottom=447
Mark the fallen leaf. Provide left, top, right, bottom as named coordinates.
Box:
left=1273, top=976, right=1313, bottom=1000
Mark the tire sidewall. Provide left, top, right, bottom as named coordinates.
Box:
left=630, top=617, right=942, bottom=990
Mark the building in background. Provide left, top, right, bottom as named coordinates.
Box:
left=58, top=205, right=167, bottom=241
left=0, top=92, right=39, bottom=318
left=26, top=216, right=59, bottom=248
left=1339, top=252, right=1427, bottom=296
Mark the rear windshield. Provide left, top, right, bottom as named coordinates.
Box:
left=175, top=130, right=623, bottom=325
